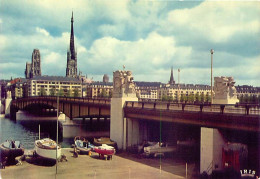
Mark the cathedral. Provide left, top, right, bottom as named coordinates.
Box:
left=66, top=12, right=78, bottom=78
left=25, top=49, right=41, bottom=79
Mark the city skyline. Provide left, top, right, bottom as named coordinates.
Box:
left=0, top=1, right=259, bottom=86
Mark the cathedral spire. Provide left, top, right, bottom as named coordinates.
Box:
left=66, top=11, right=78, bottom=78
left=70, top=11, right=75, bottom=60
left=169, top=66, right=175, bottom=85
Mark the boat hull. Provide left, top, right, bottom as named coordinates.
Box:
left=0, top=141, right=24, bottom=163
left=93, top=137, right=118, bottom=150
left=94, top=148, right=115, bottom=155
left=35, top=140, right=61, bottom=160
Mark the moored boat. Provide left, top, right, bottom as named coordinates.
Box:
left=74, top=136, right=94, bottom=154
left=93, top=137, right=118, bottom=150
left=0, top=140, right=24, bottom=164
left=34, top=138, right=61, bottom=160
left=94, top=144, right=115, bottom=156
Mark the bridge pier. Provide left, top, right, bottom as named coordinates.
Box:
left=200, top=127, right=225, bottom=174
left=111, top=97, right=138, bottom=150
left=5, top=92, right=12, bottom=118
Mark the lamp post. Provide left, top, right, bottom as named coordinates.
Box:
left=178, top=68, right=180, bottom=103
left=210, top=49, right=214, bottom=105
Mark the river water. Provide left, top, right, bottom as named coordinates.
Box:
left=0, top=116, right=110, bottom=149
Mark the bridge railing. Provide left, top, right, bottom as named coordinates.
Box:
left=125, top=101, right=260, bottom=116
left=13, top=96, right=111, bottom=105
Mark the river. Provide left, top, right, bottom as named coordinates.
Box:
left=0, top=116, right=110, bottom=149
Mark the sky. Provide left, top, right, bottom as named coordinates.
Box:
left=0, top=0, right=259, bottom=86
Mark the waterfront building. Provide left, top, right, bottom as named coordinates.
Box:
left=66, top=12, right=78, bottom=78
left=159, top=83, right=211, bottom=102
left=84, top=82, right=113, bottom=98
left=25, top=49, right=41, bottom=79
left=26, top=76, right=82, bottom=97
left=236, top=85, right=260, bottom=103
left=135, top=81, right=161, bottom=100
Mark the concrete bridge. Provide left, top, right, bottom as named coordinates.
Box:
left=9, top=96, right=260, bottom=174
left=10, top=96, right=111, bottom=120
left=10, top=96, right=259, bottom=132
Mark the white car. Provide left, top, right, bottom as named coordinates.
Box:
left=144, top=142, right=177, bottom=157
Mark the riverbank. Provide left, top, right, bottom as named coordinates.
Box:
left=0, top=148, right=192, bottom=179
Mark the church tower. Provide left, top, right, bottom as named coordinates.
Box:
left=169, top=66, right=175, bottom=85
left=30, top=49, right=41, bottom=78
left=66, top=12, right=78, bottom=78
left=25, top=49, right=41, bottom=79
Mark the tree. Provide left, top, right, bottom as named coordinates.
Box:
left=58, top=89, right=64, bottom=97
left=200, top=93, right=205, bottom=103
left=168, top=95, right=173, bottom=101
left=180, top=94, right=187, bottom=102
left=67, top=89, right=72, bottom=97
left=188, top=93, right=194, bottom=103
left=101, top=89, right=107, bottom=97
left=50, top=88, right=56, bottom=96
left=161, top=95, right=166, bottom=101
left=40, top=87, right=46, bottom=96
left=73, top=88, right=79, bottom=97
left=239, top=95, right=244, bottom=103
left=206, top=93, right=211, bottom=103
left=244, top=94, right=249, bottom=103
left=195, top=93, right=200, bottom=102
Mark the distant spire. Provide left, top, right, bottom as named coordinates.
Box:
left=70, top=11, right=75, bottom=60
left=169, top=66, right=175, bottom=85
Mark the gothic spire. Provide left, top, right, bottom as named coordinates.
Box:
left=169, top=66, right=175, bottom=85
left=70, top=11, right=75, bottom=60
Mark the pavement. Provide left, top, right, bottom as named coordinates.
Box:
left=0, top=148, right=196, bottom=179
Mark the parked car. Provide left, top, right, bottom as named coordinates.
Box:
left=144, top=142, right=177, bottom=157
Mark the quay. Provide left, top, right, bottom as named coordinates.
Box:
left=0, top=148, right=193, bottom=179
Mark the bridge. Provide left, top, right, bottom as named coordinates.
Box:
left=10, top=96, right=260, bottom=132
left=10, top=96, right=111, bottom=120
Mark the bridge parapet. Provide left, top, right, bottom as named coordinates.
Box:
left=125, top=101, right=260, bottom=116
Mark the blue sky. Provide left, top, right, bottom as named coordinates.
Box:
left=0, top=0, right=259, bottom=86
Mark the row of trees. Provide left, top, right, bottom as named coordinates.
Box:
left=239, top=94, right=260, bottom=104
left=39, top=87, right=81, bottom=97
left=161, top=93, right=211, bottom=103
left=161, top=93, right=260, bottom=104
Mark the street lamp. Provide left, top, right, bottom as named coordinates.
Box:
left=178, top=68, right=180, bottom=103
left=210, top=49, right=214, bottom=105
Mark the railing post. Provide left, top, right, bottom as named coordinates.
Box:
left=154, top=103, right=156, bottom=109
left=245, top=105, right=250, bottom=115
left=182, top=104, right=185, bottom=112
left=200, top=104, right=204, bottom=112
left=167, top=103, right=170, bottom=110
left=142, top=102, right=144, bottom=109
left=220, top=105, right=225, bottom=114
left=132, top=102, right=134, bottom=108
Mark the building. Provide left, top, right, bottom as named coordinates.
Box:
left=103, top=74, right=109, bottom=83
left=84, top=82, right=113, bottom=98
left=135, top=81, right=162, bottom=100
left=66, top=12, right=78, bottom=78
left=25, top=49, right=41, bottom=79
left=26, top=76, right=82, bottom=97
left=236, top=85, right=260, bottom=103
left=159, top=83, right=211, bottom=102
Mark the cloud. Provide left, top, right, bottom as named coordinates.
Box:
left=36, top=27, right=50, bottom=36
left=0, top=0, right=259, bottom=86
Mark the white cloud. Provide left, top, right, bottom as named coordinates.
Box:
left=165, top=1, right=260, bottom=43
left=0, top=0, right=259, bottom=86
left=36, top=27, right=49, bottom=36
